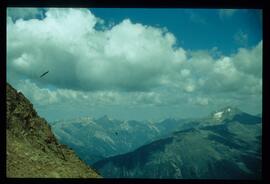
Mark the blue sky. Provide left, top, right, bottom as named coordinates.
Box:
left=91, top=8, right=262, bottom=54
left=7, top=8, right=262, bottom=121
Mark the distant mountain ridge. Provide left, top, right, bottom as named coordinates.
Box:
left=93, top=110, right=261, bottom=179
left=50, top=105, right=261, bottom=169
left=50, top=116, right=167, bottom=164
left=6, top=83, right=101, bottom=178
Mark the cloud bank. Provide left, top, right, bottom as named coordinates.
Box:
left=7, top=8, right=186, bottom=92
left=7, top=8, right=262, bottom=118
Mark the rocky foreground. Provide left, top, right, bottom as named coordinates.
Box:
left=6, top=83, right=101, bottom=178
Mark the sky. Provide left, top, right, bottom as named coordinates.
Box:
left=6, top=8, right=262, bottom=122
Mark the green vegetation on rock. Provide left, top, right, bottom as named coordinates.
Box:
left=6, top=83, right=101, bottom=178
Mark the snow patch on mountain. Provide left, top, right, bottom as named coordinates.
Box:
left=214, top=111, right=224, bottom=119
left=120, top=121, right=131, bottom=130
left=94, top=131, right=115, bottom=145
left=147, top=124, right=160, bottom=133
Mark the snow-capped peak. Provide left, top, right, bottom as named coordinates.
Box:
left=214, top=111, right=224, bottom=119
left=211, top=106, right=240, bottom=121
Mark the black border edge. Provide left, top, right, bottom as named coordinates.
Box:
left=1, top=1, right=7, bottom=183
left=1, top=0, right=268, bottom=184
left=4, top=0, right=265, bottom=9
left=262, top=4, right=270, bottom=184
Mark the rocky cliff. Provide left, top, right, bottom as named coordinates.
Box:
left=6, top=83, right=101, bottom=178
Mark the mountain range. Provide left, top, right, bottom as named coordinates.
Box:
left=93, top=109, right=261, bottom=179
left=50, top=115, right=188, bottom=164
left=49, top=106, right=261, bottom=179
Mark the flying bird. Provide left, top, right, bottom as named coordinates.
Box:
left=40, top=71, right=49, bottom=78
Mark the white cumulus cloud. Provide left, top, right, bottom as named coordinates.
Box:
left=7, top=8, right=262, bottom=117
left=7, top=8, right=186, bottom=92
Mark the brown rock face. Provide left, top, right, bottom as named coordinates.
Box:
left=6, top=83, right=102, bottom=178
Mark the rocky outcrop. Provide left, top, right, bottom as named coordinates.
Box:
left=6, top=83, right=101, bottom=178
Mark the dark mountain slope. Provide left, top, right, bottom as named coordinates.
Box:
left=6, top=83, right=101, bottom=178
left=93, top=114, right=261, bottom=179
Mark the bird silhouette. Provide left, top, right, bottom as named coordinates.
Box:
left=40, top=71, right=49, bottom=78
